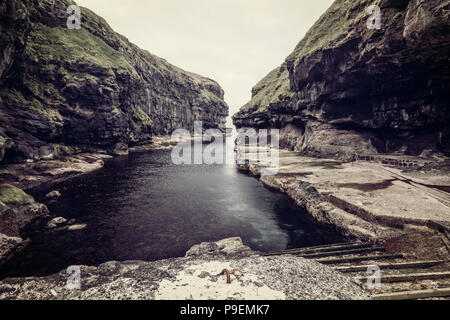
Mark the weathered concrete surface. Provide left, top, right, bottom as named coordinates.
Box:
left=238, top=148, right=450, bottom=241
left=0, top=237, right=370, bottom=300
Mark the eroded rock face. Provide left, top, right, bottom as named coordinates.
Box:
left=0, top=184, right=48, bottom=262
left=0, top=0, right=228, bottom=164
left=0, top=184, right=48, bottom=237
left=233, top=0, right=450, bottom=159
left=0, top=237, right=370, bottom=300
left=0, top=233, right=24, bottom=262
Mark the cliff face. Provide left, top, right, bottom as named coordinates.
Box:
left=233, top=0, right=449, bottom=158
left=0, top=0, right=228, bottom=163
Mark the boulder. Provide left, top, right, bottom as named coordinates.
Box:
left=0, top=184, right=49, bottom=237
left=46, top=216, right=67, bottom=229
left=45, top=190, right=61, bottom=200
left=0, top=232, right=23, bottom=262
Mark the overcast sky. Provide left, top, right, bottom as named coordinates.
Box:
left=76, top=0, right=334, bottom=125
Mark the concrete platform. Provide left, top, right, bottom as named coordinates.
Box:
left=239, top=149, right=450, bottom=240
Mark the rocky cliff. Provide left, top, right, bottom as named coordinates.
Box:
left=233, top=0, right=449, bottom=159
left=0, top=0, right=228, bottom=164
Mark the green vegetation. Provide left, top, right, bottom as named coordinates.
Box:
left=1, top=88, right=63, bottom=124
left=0, top=185, right=33, bottom=207
left=236, top=0, right=379, bottom=118
left=79, top=6, right=115, bottom=35
left=26, top=23, right=138, bottom=79
left=132, top=107, right=152, bottom=132
left=238, top=64, right=293, bottom=115
left=59, top=68, right=101, bottom=86
left=199, top=89, right=226, bottom=105
left=287, top=0, right=378, bottom=66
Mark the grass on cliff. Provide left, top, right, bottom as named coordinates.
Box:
left=237, top=64, right=293, bottom=116
left=235, top=0, right=378, bottom=118
left=26, top=23, right=138, bottom=78
left=1, top=88, right=63, bottom=124
left=287, top=0, right=378, bottom=65
left=132, top=107, right=153, bottom=133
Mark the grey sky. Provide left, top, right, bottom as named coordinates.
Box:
left=76, top=0, right=334, bottom=125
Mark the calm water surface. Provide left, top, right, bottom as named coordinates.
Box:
left=1, top=143, right=345, bottom=278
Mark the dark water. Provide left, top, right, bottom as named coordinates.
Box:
left=1, top=145, right=345, bottom=278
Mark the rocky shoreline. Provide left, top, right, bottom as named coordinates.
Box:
left=236, top=148, right=450, bottom=242
left=0, top=237, right=371, bottom=300
left=229, top=0, right=450, bottom=253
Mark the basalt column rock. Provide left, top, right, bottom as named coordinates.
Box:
left=0, top=0, right=228, bottom=164
left=233, top=0, right=450, bottom=159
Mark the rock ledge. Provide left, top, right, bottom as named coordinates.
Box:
left=0, top=237, right=370, bottom=300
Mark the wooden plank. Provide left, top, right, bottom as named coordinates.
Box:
left=296, top=243, right=372, bottom=254
left=299, top=247, right=385, bottom=259
left=373, top=288, right=450, bottom=300
left=286, top=241, right=362, bottom=251
left=264, top=241, right=360, bottom=253
left=428, top=220, right=450, bottom=234
left=356, top=271, right=450, bottom=283
left=317, top=253, right=404, bottom=265
left=262, top=242, right=368, bottom=256
left=335, top=260, right=446, bottom=273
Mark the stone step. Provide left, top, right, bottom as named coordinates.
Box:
left=298, top=247, right=385, bottom=259
left=317, top=253, right=404, bottom=265
left=262, top=241, right=370, bottom=256
left=335, top=260, right=446, bottom=273
left=355, top=271, right=450, bottom=283
left=373, top=287, right=450, bottom=300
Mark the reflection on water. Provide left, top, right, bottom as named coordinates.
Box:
left=0, top=142, right=345, bottom=278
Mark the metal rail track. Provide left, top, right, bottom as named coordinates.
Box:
left=263, top=241, right=450, bottom=300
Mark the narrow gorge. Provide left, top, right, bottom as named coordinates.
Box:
left=1, top=0, right=229, bottom=275
left=0, top=0, right=449, bottom=301
left=232, top=0, right=450, bottom=242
